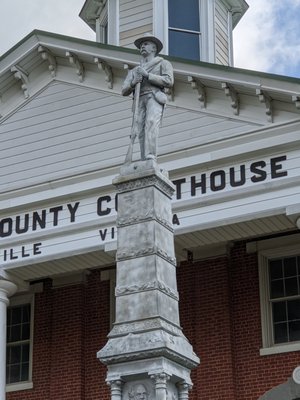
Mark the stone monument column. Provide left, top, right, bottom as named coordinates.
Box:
left=98, top=160, right=199, bottom=400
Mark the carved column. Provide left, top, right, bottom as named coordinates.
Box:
left=108, top=379, right=123, bottom=400
left=0, top=279, right=17, bottom=398
left=151, top=373, right=170, bottom=400
left=177, top=381, right=192, bottom=400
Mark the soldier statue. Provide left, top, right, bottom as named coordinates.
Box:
left=122, top=35, right=174, bottom=162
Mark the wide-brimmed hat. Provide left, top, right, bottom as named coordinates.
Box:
left=134, top=35, right=163, bottom=54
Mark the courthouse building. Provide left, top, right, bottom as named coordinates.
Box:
left=0, top=0, right=300, bottom=399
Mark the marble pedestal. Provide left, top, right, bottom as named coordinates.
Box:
left=98, top=160, right=199, bottom=400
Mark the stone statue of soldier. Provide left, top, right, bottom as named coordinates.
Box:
left=122, top=35, right=174, bottom=162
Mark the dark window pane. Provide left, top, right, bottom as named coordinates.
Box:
left=10, top=324, right=21, bottom=342
left=10, top=345, right=21, bottom=364
left=169, top=0, right=200, bottom=31
left=284, top=257, right=297, bottom=277
left=11, top=307, right=22, bottom=324
left=7, top=308, right=11, bottom=325
left=289, top=320, right=300, bottom=341
left=270, top=279, right=284, bottom=299
left=288, top=299, right=300, bottom=320
left=273, top=301, right=286, bottom=322
left=21, top=363, right=29, bottom=381
left=9, top=364, right=21, bottom=383
left=22, top=305, right=30, bottom=323
left=269, top=259, right=283, bottom=280
left=274, top=322, right=288, bottom=343
left=6, top=347, right=10, bottom=364
left=22, top=323, right=30, bottom=341
left=169, top=30, right=200, bottom=61
left=285, top=277, right=298, bottom=296
left=22, top=344, right=30, bottom=363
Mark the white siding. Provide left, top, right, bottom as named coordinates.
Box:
left=0, top=81, right=258, bottom=192
left=119, top=0, right=153, bottom=48
left=215, top=0, right=230, bottom=65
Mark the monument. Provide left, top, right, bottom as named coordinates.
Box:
left=98, top=35, right=200, bottom=400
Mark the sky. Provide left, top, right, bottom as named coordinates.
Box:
left=1, top=0, right=300, bottom=78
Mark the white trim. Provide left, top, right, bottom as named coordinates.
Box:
left=258, top=235, right=300, bottom=356
left=205, top=0, right=216, bottom=63
left=6, top=381, right=33, bottom=393
left=108, top=0, right=119, bottom=46
left=5, top=294, right=34, bottom=393
left=227, top=10, right=234, bottom=66
left=260, top=342, right=300, bottom=356
left=153, top=0, right=168, bottom=55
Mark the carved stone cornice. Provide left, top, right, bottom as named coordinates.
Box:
left=108, top=318, right=183, bottom=337
left=117, top=212, right=173, bottom=232
left=115, top=175, right=174, bottom=199
left=115, top=280, right=179, bottom=300
left=116, top=245, right=176, bottom=266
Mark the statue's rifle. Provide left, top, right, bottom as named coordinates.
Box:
left=125, top=81, right=141, bottom=164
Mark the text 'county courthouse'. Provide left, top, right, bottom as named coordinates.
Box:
left=0, top=1, right=300, bottom=399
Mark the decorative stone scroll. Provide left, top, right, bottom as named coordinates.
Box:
left=38, top=46, right=57, bottom=77
left=188, top=76, right=206, bottom=108
left=292, top=95, right=300, bottom=110
left=94, top=57, right=113, bottom=88
left=222, top=82, right=239, bottom=115
left=115, top=280, right=179, bottom=300
left=11, top=65, right=29, bottom=98
left=256, top=89, right=273, bottom=122
left=66, top=51, right=85, bottom=82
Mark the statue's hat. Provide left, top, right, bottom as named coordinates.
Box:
left=134, top=35, right=163, bottom=54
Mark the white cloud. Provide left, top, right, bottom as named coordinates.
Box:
left=233, top=0, right=300, bottom=77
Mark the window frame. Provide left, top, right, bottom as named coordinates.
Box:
left=6, top=294, right=34, bottom=393
left=153, top=0, right=215, bottom=62
left=95, top=0, right=119, bottom=46
left=258, top=237, right=300, bottom=356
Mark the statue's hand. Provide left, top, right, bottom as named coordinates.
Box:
left=131, top=68, right=143, bottom=87
left=136, top=66, right=149, bottom=78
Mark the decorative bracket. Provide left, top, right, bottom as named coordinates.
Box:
left=188, top=76, right=206, bottom=108
left=256, top=89, right=273, bottom=122
left=11, top=65, right=29, bottom=98
left=222, top=82, right=239, bottom=115
left=94, top=57, right=113, bottom=89
left=38, top=45, right=57, bottom=77
left=292, top=95, right=300, bottom=110
left=66, top=51, right=85, bottom=82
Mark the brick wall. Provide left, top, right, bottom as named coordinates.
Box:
left=7, top=240, right=300, bottom=400
left=7, top=271, right=111, bottom=400
left=177, top=240, right=300, bottom=400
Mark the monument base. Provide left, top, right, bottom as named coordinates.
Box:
left=98, top=160, right=199, bottom=400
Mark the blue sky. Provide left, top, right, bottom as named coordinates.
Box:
left=233, top=0, right=300, bottom=78
left=1, top=0, right=300, bottom=79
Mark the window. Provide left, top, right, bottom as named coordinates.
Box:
left=96, top=1, right=108, bottom=44
left=269, top=256, right=300, bottom=344
left=256, top=234, right=300, bottom=355
left=95, top=0, right=119, bottom=46
left=6, top=295, right=33, bottom=392
left=168, top=0, right=201, bottom=61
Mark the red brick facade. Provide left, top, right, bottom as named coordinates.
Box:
left=7, top=240, right=300, bottom=400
